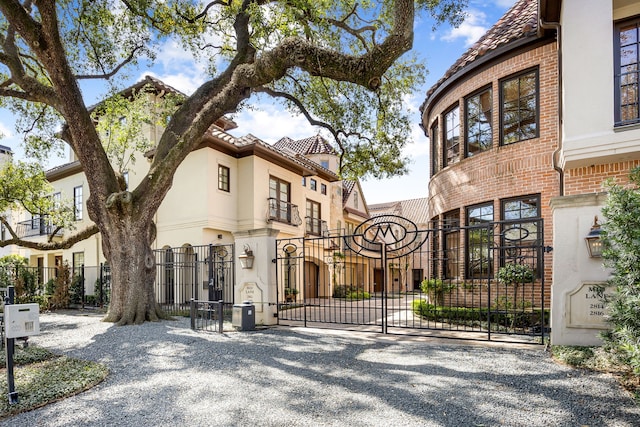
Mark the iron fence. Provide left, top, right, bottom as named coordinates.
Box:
left=153, top=243, right=235, bottom=316
left=276, top=215, right=548, bottom=343
left=190, top=299, right=225, bottom=333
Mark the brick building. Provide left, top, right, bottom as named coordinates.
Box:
left=419, top=0, right=558, bottom=303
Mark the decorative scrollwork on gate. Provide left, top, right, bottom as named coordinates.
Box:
left=344, top=215, right=430, bottom=260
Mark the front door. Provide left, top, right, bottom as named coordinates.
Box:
left=374, top=268, right=383, bottom=292
left=304, top=261, right=318, bottom=298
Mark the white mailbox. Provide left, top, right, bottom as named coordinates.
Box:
left=4, top=303, right=40, bottom=338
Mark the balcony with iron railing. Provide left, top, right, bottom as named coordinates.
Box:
left=15, top=217, right=63, bottom=239
left=267, top=198, right=302, bottom=226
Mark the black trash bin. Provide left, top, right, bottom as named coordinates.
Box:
left=232, top=300, right=255, bottom=331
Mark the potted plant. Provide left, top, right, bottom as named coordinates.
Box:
left=284, top=287, right=299, bottom=302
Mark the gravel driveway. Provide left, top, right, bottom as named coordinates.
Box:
left=2, top=312, right=639, bottom=426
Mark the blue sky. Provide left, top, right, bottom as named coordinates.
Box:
left=0, top=0, right=517, bottom=204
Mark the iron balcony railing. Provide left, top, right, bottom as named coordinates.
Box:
left=267, top=198, right=302, bottom=226
left=14, top=217, right=63, bottom=239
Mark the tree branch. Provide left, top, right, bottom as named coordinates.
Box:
left=0, top=216, right=100, bottom=250
left=75, top=45, right=144, bottom=80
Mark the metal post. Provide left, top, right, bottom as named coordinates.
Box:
left=381, top=242, right=387, bottom=334
left=81, top=264, right=85, bottom=309
left=208, top=244, right=214, bottom=301
left=190, top=298, right=196, bottom=330
left=5, top=285, right=18, bottom=404
left=99, top=263, right=104, bottom=307
left=218, top=300, right=224, bottom=333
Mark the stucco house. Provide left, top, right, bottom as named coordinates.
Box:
left=547, top=0, right=640, bottom=345
left=9, top=76, right=376, bottom=323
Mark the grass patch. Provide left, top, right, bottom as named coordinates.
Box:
left=552, top=346, right=640, bottom=401
left=0, top=345, right=108, bottom=418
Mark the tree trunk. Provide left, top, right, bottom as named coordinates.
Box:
left=99, top=208, right=169, bottom=325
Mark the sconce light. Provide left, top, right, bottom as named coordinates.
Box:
left=585, top=216, right=603, bottom=258
left=239, top=244, right=255, bottom=269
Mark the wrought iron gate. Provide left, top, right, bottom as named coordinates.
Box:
left=154, top=243, right=235, bottom=315
left=275, top=215, right=548, bottom=343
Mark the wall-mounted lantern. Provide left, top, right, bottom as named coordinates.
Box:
left=585, top=216, right=603, bottom=258
left=239, top=245, right=255, bottom=269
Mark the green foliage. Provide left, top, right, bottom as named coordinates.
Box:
left=0, top=255, right=41, bottom=304
left=601, top=167, right=640, bottom=374
left=333, top=284, right=364, bottom=298
left=0, top=161, right=75, bottom=233
left=346, top=290, right=371, bottom=300
left=93, top=86, right=182, bottom=173
left=0, top=346, right=108, bottom=418
left=69, top=274, right=85, bottom=305
left=50, top=263, right=71, bottom=310
left=496, top=263, right=534, bottom=285
left=420, top=278, right=455, bottom=306
left=94, top=278, right=110, bottom=307
left=411, top=299, right=549, bottom=330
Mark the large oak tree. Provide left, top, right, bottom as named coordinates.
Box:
left=0, top=0, right=466, bottom=325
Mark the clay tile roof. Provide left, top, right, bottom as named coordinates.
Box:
left=342, top=180, right=356, bottom=206
left=274, top=134, right=336, bottom=155
left=425, top=0, right=538, bottom=99
left=369, top=197, right=430, bottom=226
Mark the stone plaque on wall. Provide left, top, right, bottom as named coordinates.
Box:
left=239, top=282, right=263, bottom=312
left=566, top=283, right=612, bottom=329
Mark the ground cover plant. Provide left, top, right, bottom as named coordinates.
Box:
left=551, top=345, right=640, bottom=402
left=0, top=344, right=108, bottom=418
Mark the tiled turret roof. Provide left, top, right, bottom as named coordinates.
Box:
left=425, top=0, right=538, bottom=100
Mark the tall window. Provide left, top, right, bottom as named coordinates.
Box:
left=466, top=202, right=494, bottom=279
left=443, top=210, right=460, bottom=279
left=218, top=165, right=230, bottom=192
left=465, top=87, right=493, bottom=156
left=72, top=252, right=84, bottom=277
left=501, top=195, right=541, bottom=276
left=320, top=183, right=327, bottom=195
left=430, top=121, right=440, bottom=176
left=444, top=105, right=460, bottom=166
left=353, top=191, right=359, bottom=209
left=269, top=176, right=291, bottom=223
left=615, top=17, right=640, bottom=125
left=310, top=179, right=317, bottom=191
left=73, top=186, right=83, bottom=220
left=500, top=69, right=538, bottom=145
left=306, top=199, right=321, bottom=236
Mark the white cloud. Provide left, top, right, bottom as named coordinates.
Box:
left=493, top=0, right=517, bottom=8
left=0, top=122, right=13, bottom=139
left=228, top=103, right=316, bottom=144
left=440, top=9, right=489, bottom=47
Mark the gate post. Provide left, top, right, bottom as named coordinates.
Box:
left=233, top=228, right=280, bottom=326
left=381, top=242, right=387, bottom=334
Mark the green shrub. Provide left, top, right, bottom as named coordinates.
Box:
left=411, top=299, right=549, bottom=330
left=601, top=167, right=640, bottom=374
left=69, top=274, right=84, bottom=305
left=420, top=278, right=455, bottom=306
left=50, top=263, right=71, bottom=310
left=346, top=290, right=370, bottom=300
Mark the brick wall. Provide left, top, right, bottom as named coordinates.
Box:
left=422, top=41, right=558, bottom=293
left=565, top=160, right=640, bottom=195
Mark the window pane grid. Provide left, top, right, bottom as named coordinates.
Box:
left=466, top=203, right=494, bottom=279
left=444, top=106, right=460, bottom=166
left=501, top=70, right=538, bottom=145
left=616, top=21, right=640, bottom=124
left=465, top=88, right=492, bottom=157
